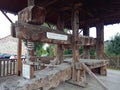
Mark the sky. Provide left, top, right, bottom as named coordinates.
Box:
left=0, top=11, right=17, bottom=38
left=0, top=11, right=120, bottom=41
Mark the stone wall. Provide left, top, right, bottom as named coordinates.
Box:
left=0, top=35, right=27, bottom=55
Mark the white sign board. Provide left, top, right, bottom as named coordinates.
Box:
left=47, top=32, right=68, bottom=41
left=22, top=64, right=30, bottom=79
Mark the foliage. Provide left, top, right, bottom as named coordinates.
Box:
left=34, top=42, right=44, bottom=56
left=79, top=46, right=83, bottom=54
left=105, top=33, right=120, bottom=56
left=36, top=48, right=47, bottom=57
left=90, top=48, right=96, bottom=56
left=46, top=44, right=55, bottom=56
left=63, top=49, right=72, bottom=55
left=23, top=40, right=45, bottom=56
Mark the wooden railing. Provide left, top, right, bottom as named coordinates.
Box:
left=0, top=57, right=54, bottom=77
left=0, top=55, right=119, bottom=77
left=0, top=59, right=16, bottom=77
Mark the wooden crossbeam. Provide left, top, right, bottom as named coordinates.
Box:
left=36, top=0, right=59, bottom=7
left=13, top=22, right=71, bottom=44
left=12, top=22, right=96, bottom=46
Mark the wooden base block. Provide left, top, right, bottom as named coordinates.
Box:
left=100, top=65, right=107, bottom=76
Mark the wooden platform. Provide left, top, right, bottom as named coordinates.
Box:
left=64, top=58, right=108, bottom=76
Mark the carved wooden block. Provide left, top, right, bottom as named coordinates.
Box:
left=18, top=6, right=46, bottom=25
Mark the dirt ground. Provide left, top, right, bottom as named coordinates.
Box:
left=50, top=69, right=120, bottom=90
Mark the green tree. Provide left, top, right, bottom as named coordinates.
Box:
left=23, top=40, right=45, bottom=56
left=105, top=33, right=120, bottom=56
left=46, top=44, right=55, bottom=56
left=63, top=49, right=72, bottom=55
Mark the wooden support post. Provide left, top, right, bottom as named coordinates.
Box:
left=96, top=22, right=104, bottom=59
left=17, top=39, right=22, bottom=76
left=83, top=26, right=90, bottom=59
left=56, top=13, right=64, bottom=64
left=22, top=0, right=35, bottom=79
left=26, top=41, right=35, bottom=78
left=71, top=6, right=79, bottom=80
left=72, top=6, right=79, bottom=63
left=100, top=64, right=107, bottom=76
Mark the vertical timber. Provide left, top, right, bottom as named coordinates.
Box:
left=56, top=13, right=64, bottom=64
left=71, top=6, right=79, bottom=80
left=83, top=26, right=90, bottom=59
left=26, top=0, right=35, bottom=79
left=27, top=41, right=34, bottom=78
left=96, top=22, right=104, bottom=59
left=17, top=39, right=22, bottom=76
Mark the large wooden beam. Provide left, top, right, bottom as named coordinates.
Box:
left=56, top=13, right=64, bottom=64
left=12, top=22, right=96, bottom=46
left=96, top=22, right=104, bottom=59
left=72, top=6, right=79, bottom=62
left=71, top=6, right=79, bottom=81
left=13, top=22, right=71, bottom=44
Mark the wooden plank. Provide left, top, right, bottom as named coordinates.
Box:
left=3, top=60, right=5, bottom=76
left=7, top=60, right=9, bottom=75
left=13, top=60, right=16, bottom=75
left=17, top=39, right=22, bottom=76
left=18, top=6, right=46, bottom=25
left=0, top=60, right=1, bottom=76
left=82, top=63, right=108, bottom=90
left=10, top=60, right=12, bottom=75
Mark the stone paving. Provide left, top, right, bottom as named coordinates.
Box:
left=50, top=69, right=120, bottom=90
left=0, top=69, right=120, bottom=90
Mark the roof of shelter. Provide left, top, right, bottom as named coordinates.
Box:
left=0, top=0, right=120, bottom=28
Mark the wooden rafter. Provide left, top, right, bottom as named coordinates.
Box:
left=36, top=0, right=59, bottom=7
